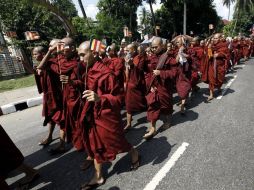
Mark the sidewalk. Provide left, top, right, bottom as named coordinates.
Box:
left=0, top=86, right=42, bottom=115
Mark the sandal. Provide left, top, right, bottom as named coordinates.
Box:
left=80, top=178, right=105, bottom=190
left=80, top=160, right=93, bottom=171
left=130, top=155, right=141, bottom=171
left=143, top=131, right=157, bottom=141
left=124, top=125, right=132, bottom=132
left=38, top=138, right=53, bottom=146
left=180, top=104, right=186, bottom=115
left=205, top=96, right=214, bottom=103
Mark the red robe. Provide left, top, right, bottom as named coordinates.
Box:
left=50, top=56, right=85, bottom=151
left=188, top=45, right=204, bottom=88
left=0, top=125, right=24, bottom=181
left=108, top=57, right=125, bottom=104
left=204, top=42, right=229, bottom=91
left=242, top=40, right=250, bottom=58
left=231, top=40, right=241, bottom=65
left=145, top=53, right=177, bottom=122
left=125, top=54, right=147, bottom=114
left=79, top=61, right=132, bottom=163
left=41, top=56, right=64, bottom=127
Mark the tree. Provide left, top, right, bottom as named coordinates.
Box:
left=155, top=0, right=221, bottom=39
left=0, top=0, right=78, bottom=41
left=223, top=0, right=254, bottom=34
left=96, top=0, right=142, bottom=41
left=138, top=8, right=153, bottom=35
left=144, top=0, right=157, bottom=34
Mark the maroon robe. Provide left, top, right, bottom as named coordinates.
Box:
left=242, top=40, right=250, bottom=58
left=0, top=125, right=24, bottom=188
left=125, top=54, right=147, bottom=114
left=231, top=40, right=241, bottom=65
left=50, top=56, right=85, bottom=151
left=41, top=56, right=64, bottom=127
left=79, top=61, right=132, bottom=163
left=145, top=53, right=177, bottom=122
left=205, top=42, right=229, bottom=91
left=188, top=45, right=204, bottom=88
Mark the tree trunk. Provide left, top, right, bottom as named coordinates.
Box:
left=183, top=1, right=187, bottom=35
left=148, top=0, right=156, bottom=35
left=78, top=0, right=91, bottom=28
left=232, top=7, right=240, bottom=35
left=228, top=3, right=231, bottom=20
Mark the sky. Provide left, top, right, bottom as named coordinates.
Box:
left=72, top=0, right=235, bottom=21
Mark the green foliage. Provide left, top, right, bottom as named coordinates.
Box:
left=0, top=0, right=77, bottom=47
left=155, top=0, right=221, bottom=39
left=0, top=75, right=35, bottom=92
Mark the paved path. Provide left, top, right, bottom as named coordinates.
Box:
left=1, top=59, right=254, bottom=190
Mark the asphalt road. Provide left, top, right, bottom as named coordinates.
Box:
left=1, top=59, right=254, bottom=190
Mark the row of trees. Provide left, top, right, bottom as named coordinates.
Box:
left=0, top=0, right=254, bottom=48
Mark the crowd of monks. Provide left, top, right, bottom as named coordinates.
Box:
left=1, top=33, right=254, bottom=190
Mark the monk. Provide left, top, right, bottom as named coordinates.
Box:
left=50, top=37, right=86, bottom=153
left=106, top=44, right=125, bottom=104
left=175, top=37, right=191, bottom=113
left=231, top=37, right=241, bottom=67
left=118, top=38, right=127, bottom=58
left=144, top=37, right=177, bottom=139
left=203, top=33, right=229, bottom=101
left=0, top=125, right=38, bottom=189
left=188, top=37, right=204, bottom=92
left=124, top=44, right=147, bottom=130
left=33, top=43, right=64, bottom=148
left=77, top=41, right=140, bottom=189
left=36, top=39, right=66, bottom=154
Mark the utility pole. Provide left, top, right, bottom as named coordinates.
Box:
left=183, top=0, right=187, bottom=35
left=78, top=0, right=91, bottom=28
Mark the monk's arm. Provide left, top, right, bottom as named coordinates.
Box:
left=37, top=50, right=53, bottom=69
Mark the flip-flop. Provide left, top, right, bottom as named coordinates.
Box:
left=130, top=155, right=141, bottom=171
left=124, top=125, right=132, bottom=132
left=38, top=138, right=53, bottom=146
left=80, top=179, right=105, bottom=190
left=143, top=131, right=157, bottom=141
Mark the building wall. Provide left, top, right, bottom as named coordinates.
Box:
left=0, top=32, right=25, bottom=78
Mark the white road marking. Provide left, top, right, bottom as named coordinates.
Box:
left=217, top=75, right=237, bottom=100
left=143, top=142, right=189, bottom=190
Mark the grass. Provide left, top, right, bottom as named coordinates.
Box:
left=0, top=75, right=35, bottom=93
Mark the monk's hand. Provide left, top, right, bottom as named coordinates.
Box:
left=214, top=53, right=219, bottom=58
left=36, top=68, right=42, bottom=75
left=60, top=75, right=69, bottom=84
left=151, top=86, right=157, bottom=93
left=48, top=43, right=58, bottom=53
left=82, top=90, right=100, bottom=102
left=153, top=70, right=160, bottom=76
left=176, top=55, right=180, bottom=62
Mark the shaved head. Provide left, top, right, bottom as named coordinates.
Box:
left=213, top=33, right=221, bottom=44
left=33, top=46, right=46, bottom=54
left=78, top=41, right=94, bottom=66
left=32, top=46, right=46, bottom=61
left=61, top=37, right=75, bottom=47
left=151, top=37, right=163, bottom=55
left=49, top=39, right=60, bottom=47
left=60, top=37, right=76, bottom=59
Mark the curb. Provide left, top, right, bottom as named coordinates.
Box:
left=0, top=96, right=42, bottom=116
